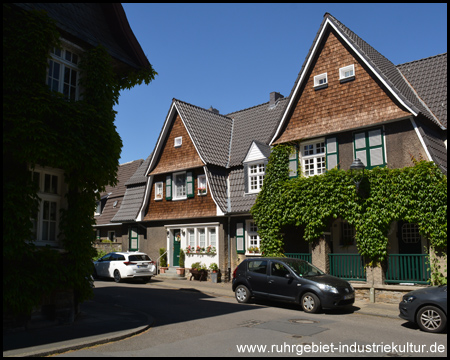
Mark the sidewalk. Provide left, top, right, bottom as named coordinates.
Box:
left=3, top=277, right=400, bottom=357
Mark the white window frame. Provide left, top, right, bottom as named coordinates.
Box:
left=172, top=171, right=187, bottom=200
left=184, top=225, right=218, bottom=253
left=30, top=166, right=63, bottom=246
left=339, top=64, right=355, bottom=80
left=197, top=174, right=207, bottom=195
left=174, top=136, right=182, bottom=147
left=248, top=161, right=266, bottom=194
left=154, top=181, right=164, bottom=201
left=47, top=42, right=81, bottom=101
left=246, top=220, right=261, bottom=255
left=314, top=73, right=328, bottom=88
left=300, top=138, right=326, bottom=177
left=95, top=201, right=101, bottom=215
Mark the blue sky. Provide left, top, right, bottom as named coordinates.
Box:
left=115, top=3, right=447, bottom=164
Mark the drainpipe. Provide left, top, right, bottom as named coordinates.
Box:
left=226, top=176, right=231, bottom=282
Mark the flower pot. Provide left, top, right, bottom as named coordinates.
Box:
left=176, top=268, right=185, bottom=275
left=211, top=271, right=218, bottom=283
left=160, top=267, right=168, bottom=274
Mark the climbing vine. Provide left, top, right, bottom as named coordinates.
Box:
left=251, top=144, right=447, bottom=265
left=3, top=4, right=157, bottom=315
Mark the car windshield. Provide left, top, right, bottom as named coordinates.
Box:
left=284, top=260, right=324, bottom=277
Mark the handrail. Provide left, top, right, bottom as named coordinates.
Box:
left=155, top=250, right=167, bottom=271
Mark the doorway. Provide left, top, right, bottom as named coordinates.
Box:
left=173, top=229, right=181, bottom=266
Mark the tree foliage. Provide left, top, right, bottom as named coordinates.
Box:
left=3, top=4, right=157, bottom=315
left=251, top=144, right=447, bottom=265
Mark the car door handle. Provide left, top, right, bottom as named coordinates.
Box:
left=268, top=280, right=274, bottom=284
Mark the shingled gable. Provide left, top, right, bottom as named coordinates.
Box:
left=271, top=12, right=444, bottom=145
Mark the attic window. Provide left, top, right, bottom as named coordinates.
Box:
left=174, top=136, right=182, bottom=147
left=314, top=73, right=328, bottom=90
left=113, top=200, right=118, bottom=208
left=340, top=64, right=355, bottom=83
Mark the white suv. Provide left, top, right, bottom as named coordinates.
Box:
left=93, top=252, right=156, bottom=283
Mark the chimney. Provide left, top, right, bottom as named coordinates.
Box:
left=269, top=92, right=283, bottom=108
left=208, top=106, right=219, bottom=114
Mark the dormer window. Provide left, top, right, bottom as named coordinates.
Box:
left=313, top=73, right=328, bottom=89
left=340, top=64, right=355, bottom=82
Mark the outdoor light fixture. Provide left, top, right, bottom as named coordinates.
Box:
left=350, top=158, right=366, bottom=193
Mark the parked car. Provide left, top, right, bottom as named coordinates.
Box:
left=232, top=257, right=355, bottom=313
left=399, top=285, right=447, bottom=333
left=93, top=252, right=156, bottom=283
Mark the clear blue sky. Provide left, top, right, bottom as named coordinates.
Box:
left=115, top=3, right=447, bottom=164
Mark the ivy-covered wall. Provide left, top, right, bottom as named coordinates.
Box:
left=251, top=144, right=447, bottom=267
left=3, top=4, right=156, bottom=315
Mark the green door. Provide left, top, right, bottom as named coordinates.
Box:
left=173, top=230, right=181, bottom=266
left=129, top=227, right=138, bottom=251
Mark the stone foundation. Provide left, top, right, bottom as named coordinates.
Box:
left=353, top=283, right=424, bottom=304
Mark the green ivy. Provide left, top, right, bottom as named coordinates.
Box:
left=3, top=4, right=157, bottom=315
left=251, top=144, right=447, bottom=265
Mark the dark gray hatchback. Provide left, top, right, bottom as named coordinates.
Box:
left=232, top=257, right=355, bottom=313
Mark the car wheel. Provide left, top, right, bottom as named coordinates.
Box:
left=235, top=285, right=251, bottom=303
left=301, top=292, right=321, bottom=313
left=416, top=306, right=447, bottom=333
left=113, top=270, right=122, bottom=283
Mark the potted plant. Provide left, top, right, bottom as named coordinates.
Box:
left=177, top=249, right=185, bottom=275
left=189, top=262, right=207, bottom=281
left=159, top=248, right=168, bottom=274
left=209, top=263, right=220, bottom=283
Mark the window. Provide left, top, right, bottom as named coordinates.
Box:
left=271, top=262, right=290, bottom=277
left=209, top=228, right=217, bottom=248
left=314, top=73, right=328, bottom=89
left=339, top=64, right=355, bottom=81
left=174, top=136, right=182, bottom=147
left=401, top=223, right=421, bottom=244
left=108, top=231, right=116, bottom=242
left=95, top=201, right=101, bottom=215
left=340, top=222, right=355, bottom=246
left=301, top=139, right=326, bottom=177
left=354, top=128, right=385, bottom=169
left=155, top=182, right=164, bottom=201
left=248, top=260, right=267, bottom=274
left=198, top=229, right=206, bottom=248
left=173, top=172, right=186, bottom=200
left=47, top=46, right=80, bottom=101
left=184, top=225, right=218, bottom=253
left=247, top=221, right=261, bottom=254
left=29, top=166, right=63, bottom=245
left=197, top=174, right=207, bottom=195
left=289, top=146, right=298, bottom=178
left=248, top=162, right=265, bottom=193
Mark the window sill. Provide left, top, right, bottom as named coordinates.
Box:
left=340, top=76, right=355, bottom=84
left=314, top=84, right=328, bottom=91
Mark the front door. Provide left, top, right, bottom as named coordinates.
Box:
left=398, top=221, right=422, bottom=254
left=173, top=230, right=181, bottom=267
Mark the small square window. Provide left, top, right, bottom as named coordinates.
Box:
left=174, top=137, right=182, bottom=147
left=197, top=175, right=207, bottom=195
left=339, top=65, right=355, bottom=81
left=154, top=182, right=164, bottom=201
left=313, top=73, right=328, bottom=89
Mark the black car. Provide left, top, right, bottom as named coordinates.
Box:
left=232, top=257, right=355, bottom=313
left=399, top=285, right=447, bottom=333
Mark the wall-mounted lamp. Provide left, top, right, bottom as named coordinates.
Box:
left=350, top=158, right=366, bottom=194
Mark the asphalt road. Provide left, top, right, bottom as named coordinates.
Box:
left=57, top=280, right=447, bottom=357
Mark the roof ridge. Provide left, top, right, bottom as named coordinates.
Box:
left=226, top=97, right=288, bottom=117
left=172, top=98, right=233, bottom=121
left=396, top=52, right=447, bottom=67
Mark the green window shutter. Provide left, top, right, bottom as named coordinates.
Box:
left=354, top=128, right=385, bottom=170
left=289, top=146, right=298, bottom=178
left=326, top=137, right=339, bottom=170
left=165, top=175, right=172, bottom=200
left=186, top=172, right=194, bottom=198
left=236, top=222, right=245, bottom=254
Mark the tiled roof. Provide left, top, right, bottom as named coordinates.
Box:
left=204, top=165, right=229, bottom=213
left=229, top=168, right=258, bottom=213
left=112, top=154, right=152, bottom=222
left=397, top=53, right=447, bottom=129
left=15, top=3, right=149, bottom=70
left=227, top=98, right=288, bottom=167
left=95, top=159, right=143, bottom=225
left=174, top=100, right=233, bottom=167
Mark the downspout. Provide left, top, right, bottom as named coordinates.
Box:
left=227, top=176, right=231, bottom=282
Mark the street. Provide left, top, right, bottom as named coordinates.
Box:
left=57, top=280, right=447, bottom=357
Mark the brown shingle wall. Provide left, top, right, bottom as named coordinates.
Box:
left=144, top=168, right=217, bottom=221
left=275, top=31, right=411, bottom=144
left=150, top=113, right=204, bottom=175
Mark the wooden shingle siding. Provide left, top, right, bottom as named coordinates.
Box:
left=150, top=113, right=204, bottom=175
left=144, top=168, right=217, bottom=221
left=275, top=30, right=411, bottom=144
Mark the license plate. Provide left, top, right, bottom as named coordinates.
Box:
left=344, top=293, right=354, bottom=300
left=138, top=265, right=148, bottom=268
